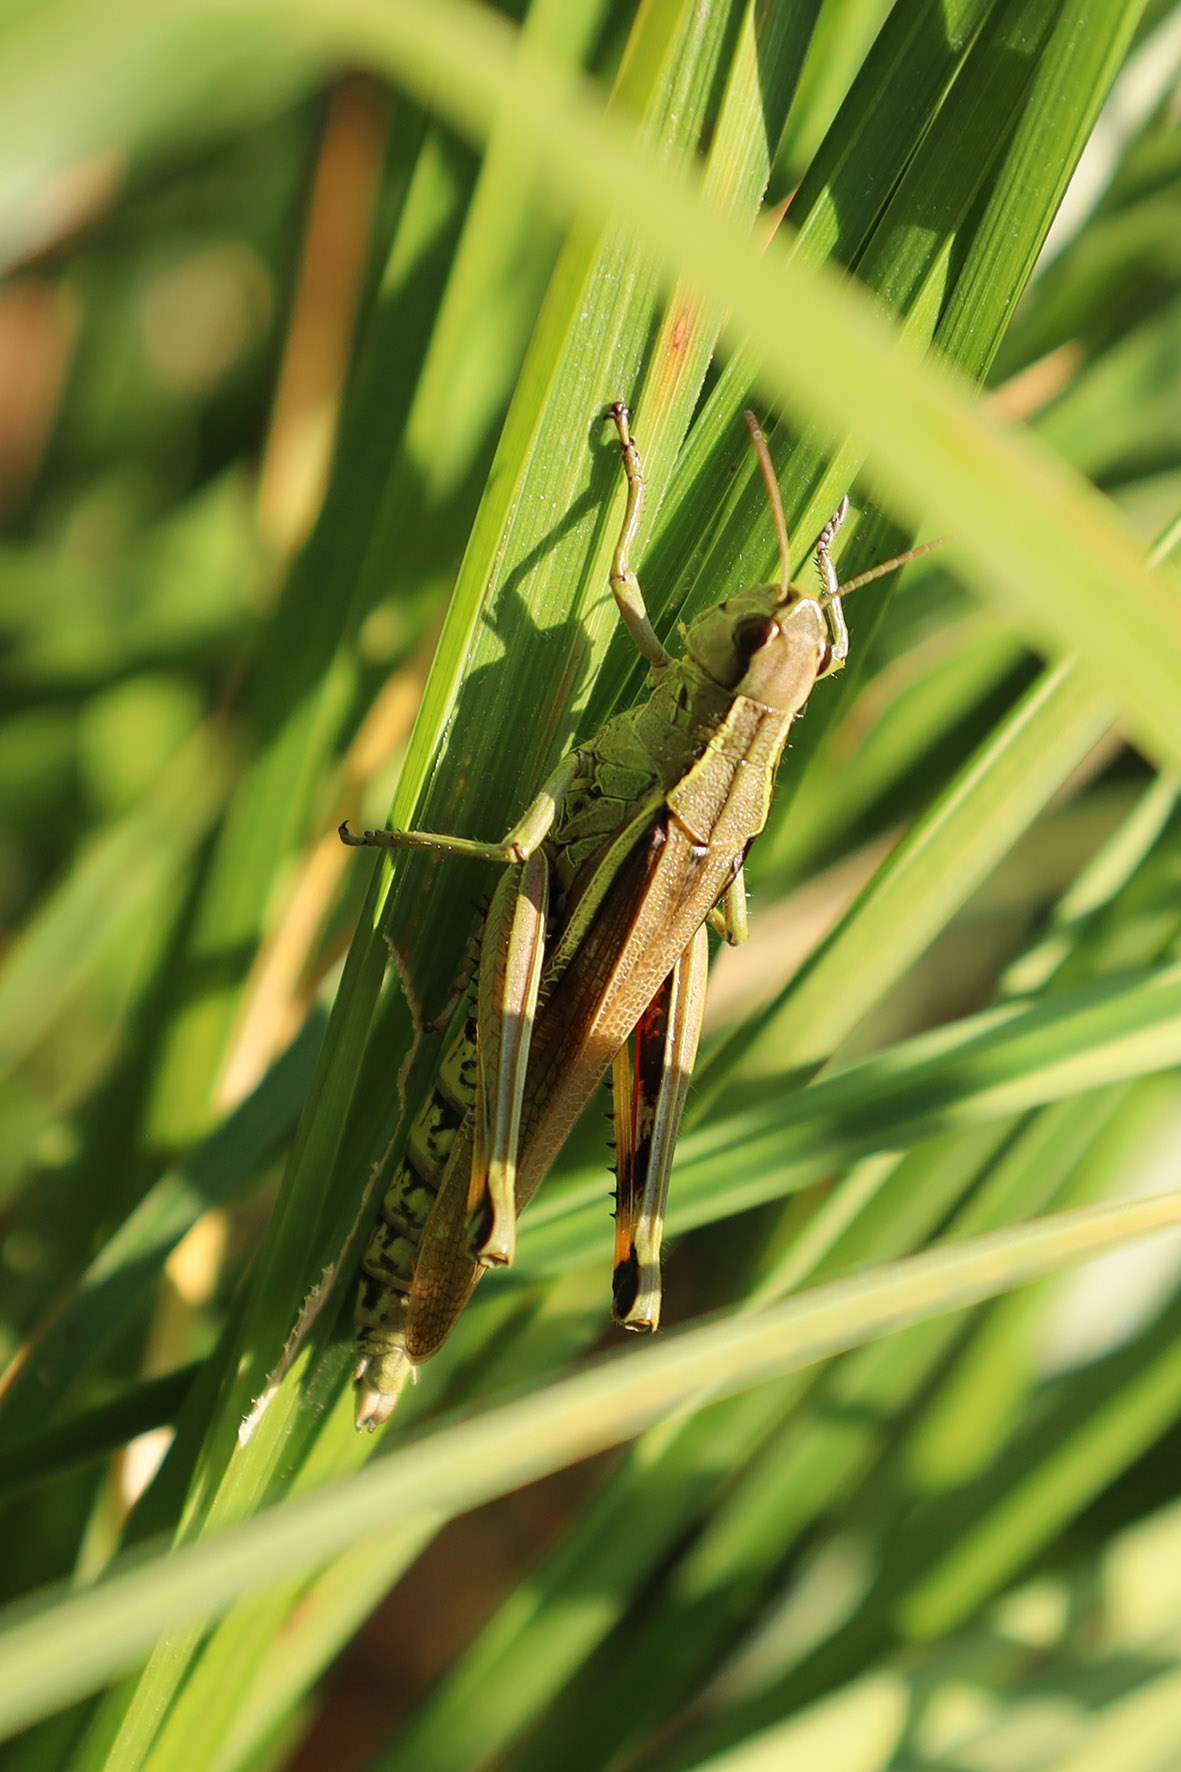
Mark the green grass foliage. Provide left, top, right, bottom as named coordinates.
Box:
left=3, top=1, right=1181, bottom=1769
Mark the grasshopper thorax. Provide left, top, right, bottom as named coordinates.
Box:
left=684, top=585, right=829, bottom=712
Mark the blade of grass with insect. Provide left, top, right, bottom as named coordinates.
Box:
left=299, top=10, right=1156, bottom=1757
left=379, top=688, right=1181, bottom=1772
left=117, top=13, right=1177, bottom=1757
left=1, top=0, right=1178, bottom=1765
left=48, top=7, right=826, bottom=1771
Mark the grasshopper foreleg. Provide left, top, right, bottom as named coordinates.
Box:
left=611, top=924, right=710, bottom=1331
left=814, top=496, right=850, bottom=675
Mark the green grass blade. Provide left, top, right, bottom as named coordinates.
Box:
left=3, top=1187, right=1181, bottom=1744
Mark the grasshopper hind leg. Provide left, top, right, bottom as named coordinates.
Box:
left=611, top=925, right=709, bottom=1331
left=465, top=850, right=550, bottom=1269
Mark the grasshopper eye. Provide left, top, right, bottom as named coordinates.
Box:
left=733, top=613, right=778, bottom=657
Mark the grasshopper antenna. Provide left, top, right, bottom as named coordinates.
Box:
left=744, top=412, right=791, bottom=602
left=830, top=533, right=954, bottom=602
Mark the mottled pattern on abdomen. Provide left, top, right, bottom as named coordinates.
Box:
left=354, top=1008, right=478, bottom=1355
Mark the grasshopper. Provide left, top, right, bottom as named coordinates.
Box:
left=342, top=404, right=944, bottom=1427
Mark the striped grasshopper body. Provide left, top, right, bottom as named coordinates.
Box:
left=345, top=405, right=940, bottom=1427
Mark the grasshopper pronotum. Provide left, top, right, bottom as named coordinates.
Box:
left=342, top=404, right=946, bottom=1427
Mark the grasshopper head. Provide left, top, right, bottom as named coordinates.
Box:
left=685, top=585, right=829, bottom=711
left=683, top=413, right=834, bottom=710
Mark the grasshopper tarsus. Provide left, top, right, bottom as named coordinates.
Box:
left=339, top=820, right=406, bottom=849
left=612, top=1248, right=660, bottom=1332
left=473, top=1231, right=515, bottom=1270
left=467, top=1194, right=514, bottom=1267
left=475, top=1230, right=516, bottom=1268
left=612, top=1250, right=640, bottom=1318
left=816, top=494, right=851, bottom=557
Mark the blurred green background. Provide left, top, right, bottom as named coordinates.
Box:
left=3, top=2, right=1181, bottom=1770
